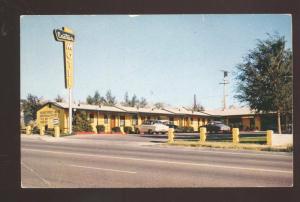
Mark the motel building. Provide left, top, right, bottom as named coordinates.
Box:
left=37, top=102, right=210, bottom=133
left=36, top=101, right=276, bottom=134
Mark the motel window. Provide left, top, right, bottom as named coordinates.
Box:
left=104, top=114, right=108, bottom=124
left=250, top=118, right=255, bottom=130
left=120, top=116, right=125, bottom=126
left=169, top=117, right=174, bottom=124
left=185, top=117, right=188, bottom=126
left=228, top=117, right=242, bottom=129
left=147, top=116, right=151, bottom=120
left=132, top=114, right=138, bottom=126
left=89, top=113, right=94, bottom=122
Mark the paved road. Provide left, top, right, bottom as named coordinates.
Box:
left=21, top=134, right=293, bottom=188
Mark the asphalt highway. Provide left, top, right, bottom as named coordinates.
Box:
left=21, top=134, right=293, bottom=188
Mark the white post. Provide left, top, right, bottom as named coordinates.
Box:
left=69, top=88, right=72, bottom=134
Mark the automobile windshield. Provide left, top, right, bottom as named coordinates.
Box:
left=154, top=120, right=163, bottom=124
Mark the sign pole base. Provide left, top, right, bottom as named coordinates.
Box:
left=69, top=88, right=72, bottom=134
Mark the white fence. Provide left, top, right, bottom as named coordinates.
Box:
left=271, top=133, right=293, bottom=146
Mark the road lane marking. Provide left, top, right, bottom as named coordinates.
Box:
left=22, top=148, right=292, bottom=174
left=21, top=161, right=51, bottom=187
left=67, top=164, right=136, bottom=174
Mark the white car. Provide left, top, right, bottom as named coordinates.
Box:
left=137, top=120, right=169, bottom=134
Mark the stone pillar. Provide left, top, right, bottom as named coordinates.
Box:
left=39, top=126, right=45, bottom=136
left=200, top=127, right=207, bottom=143
left=232, top=128, right=240, bottom=145
left=266, top=130, right=273, bottom=146
left=26, top=126, right=31, bottom=135
left=168, top=128, right=175, bottom=143
left=54, top=126, right=60, bottom=138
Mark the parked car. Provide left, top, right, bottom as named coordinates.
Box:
left=137, top=120, right=169, bottom=134
left=202, top=121, right=231, bottom=134
left=165, top=124, right=184, bottom=133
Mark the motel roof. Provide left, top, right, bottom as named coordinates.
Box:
left=45, top=102, right=208, bottom=116
left=44, top=102, right=262, bottom=117
left=50, top=102, right=126, bottom=113
left=163, top=107, right=210, bottom=117
left=114, top=105, right=173, bottom=115
left=203, top=107, right=257, bottom=116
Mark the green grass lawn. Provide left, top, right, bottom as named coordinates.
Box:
left=180, top=136, right=266, bottom=145
left=169, top=134, right=292, bottom=152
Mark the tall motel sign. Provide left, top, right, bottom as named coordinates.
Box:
left=53, top=27, right=75, bottom=133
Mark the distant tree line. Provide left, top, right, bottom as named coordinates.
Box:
left=86, top=90, right=116, bottom=106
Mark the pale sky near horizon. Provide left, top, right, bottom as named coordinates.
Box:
left=20, top=14, right=292, bottom=110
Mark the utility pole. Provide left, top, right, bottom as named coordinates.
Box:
left=193, top=94, right=197, bottom=111
left=219, top=70, right=229, bottom=111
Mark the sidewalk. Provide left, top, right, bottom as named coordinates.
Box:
left=21, top=133, right=157, bottom=146
left=21, top=134, right=65, bottom=142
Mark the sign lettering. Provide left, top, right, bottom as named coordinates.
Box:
left=54, top=29, right=75, bottom=42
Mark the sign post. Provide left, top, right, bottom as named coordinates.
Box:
left=54, top=27, right=75, bottom=134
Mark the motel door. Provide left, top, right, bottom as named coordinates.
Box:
left=110, top=115, right=116, bottom=128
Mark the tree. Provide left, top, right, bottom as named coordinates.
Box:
left=21, top=94, right=43, bottom=121
left=192, top=103, right=205, bottom=112
left=192, top=94, right=205, bottom=111
left=154, top=102, right=165, bottom=109
left=86, top=90, right=106, bottom=105
left=130, top=94, right=138, bottom=107
left=138, top=97, right=148, bottom=108
left=235, top=34, right=292, bottom=133
left=123, top=92, right=130, bottom=106
left=54, top=94, right=64, bottom=102
left=105, top=90, right=116, bottom=106
left=121, top=92, right=131, bottom=106
left=86, top=95, right=94, bottom=105
left=121, top=92, right=148, bottom=108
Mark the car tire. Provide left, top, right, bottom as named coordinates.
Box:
left=148, top=129, right=153, bottom=134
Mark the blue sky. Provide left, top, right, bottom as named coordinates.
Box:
left=21, top=14, right=292, bottom=109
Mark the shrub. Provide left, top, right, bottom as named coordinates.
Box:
left=124, top=126, right=133, bottom=134
left=72, top=111, right=93, bottom=132
left=183, top=126, right=194, bottom=133
left=20, top=128, right=26, bottom=134
left=45, top=128, right=54, bottom=136
left=96, top=125, right=105, bottom=133
left=175, top=126, right=184, bottom=133
left=28, top=120, right=36, bottom=128
left=134, top=127, right=140, bottom=134
left=286, top=144, right=293, bottom=152
left=32, top=126, right=40, bottom=134
left=112, top=127, right=121, bottom=133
